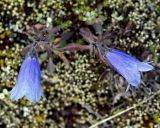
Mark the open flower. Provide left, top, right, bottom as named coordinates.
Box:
left=10, top=49, right=44, bottom=103
left=105, top=49, right=154, bottom=91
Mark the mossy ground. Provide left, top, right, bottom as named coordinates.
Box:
left=0, top=0, right=160, bottom=127
left=0, top=44, right=160, bottom=127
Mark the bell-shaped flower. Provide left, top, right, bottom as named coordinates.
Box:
left=105, top=49, right=154, bottom=91
left=10, top=49, right=44, bottom=103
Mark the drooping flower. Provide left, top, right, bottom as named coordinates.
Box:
left=10, top=48, right=44, bottom=103
left=105, top=49, right=154, bottom=91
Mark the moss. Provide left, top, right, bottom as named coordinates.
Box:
left=0, top=44, right=159, bottom=127
left=0, top=0, right=159, bottom=56
left=0, top=0, right=160, bottom=127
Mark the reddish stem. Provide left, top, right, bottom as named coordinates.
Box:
left=52, top=43, right=91, bottom=52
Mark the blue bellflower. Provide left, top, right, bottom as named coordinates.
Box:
left=10, top=49, right=44, bottom=103
left=105, top=49, right=154, bottom=91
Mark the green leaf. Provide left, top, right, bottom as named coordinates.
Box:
left=48, top=35, right=55, bottom=43
left=40, top=53, right=47, bottom=61
left=57, top=39, right=67, bottom=48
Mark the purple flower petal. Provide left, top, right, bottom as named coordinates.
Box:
left=105, top=49, right=153, bottom=90
left=10, top=55, right=44, bottom=103
left=137, top=62, right=154, bottom=72
left=106, top=49, right=141, bottom=86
